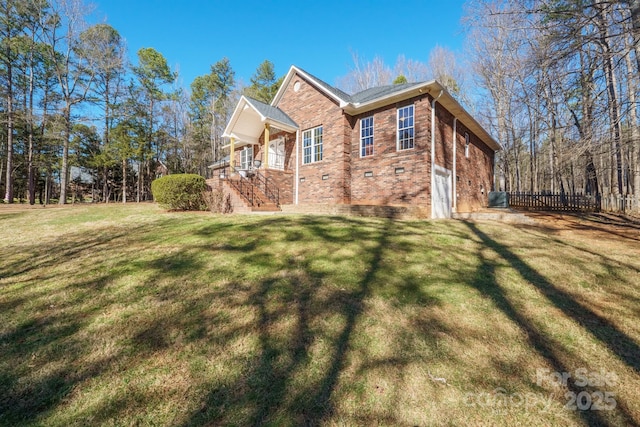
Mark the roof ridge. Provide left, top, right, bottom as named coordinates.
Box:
left=244, top=95, right=271, bottom=107
left=294, top=66, right=352, bottom=102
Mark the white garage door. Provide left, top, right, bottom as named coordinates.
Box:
left=433, top=165, right=452, bottom=219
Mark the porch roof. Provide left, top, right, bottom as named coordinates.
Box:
left=222, top=96, right=298, bottom=147
left=207, top=155, right=230, bottom=170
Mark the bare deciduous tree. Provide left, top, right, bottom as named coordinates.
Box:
left=38, top=0, right=95, bottom=204
left=463, top=0, right=640, bottom=208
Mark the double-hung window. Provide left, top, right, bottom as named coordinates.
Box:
left=397, top=105, right=415, bottom=150
left=360, top=116, right=374, bottom=157
left=303, top=126, right=323, bottom=164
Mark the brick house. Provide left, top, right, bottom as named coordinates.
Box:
left=209, top=65, right=500, bottom=218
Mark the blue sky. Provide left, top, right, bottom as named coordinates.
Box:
left=90, top=0, right=469, bottom=90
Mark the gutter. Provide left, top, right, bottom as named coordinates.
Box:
left=340, top=82, right=432, bottom=115
left=431, top=90, right=444, bottom=219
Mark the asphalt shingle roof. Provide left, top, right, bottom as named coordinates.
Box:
left=295, top=67, right=352, bottom=102
left=349, top=82, right=426, bottom=104
left=245, top=97, right=298, bottom=128
left=294, top=67, right=428, bottom=106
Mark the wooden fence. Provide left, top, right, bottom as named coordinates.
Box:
left=507, top=192, right=600, bottom=212
left=508, top=192, right=640, bottom=213
left=600, top=194, right=639, bottom=212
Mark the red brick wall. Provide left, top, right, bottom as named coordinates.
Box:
left=433, top=103, right=494, bottom=212
left=349, top=94, right=432, bottom=207
left=263, top=169, right=294, bottom=205
left=268, top=71, right=495, bottom=214
left=276, top=72, right=351, bottom=204
left=453, top=121, right=494, bottom=212
left=348, top=94, right=494, bottom=212
left=205, top=177, right=249, bottom=213
left=435, top=104, right=454, bottom=170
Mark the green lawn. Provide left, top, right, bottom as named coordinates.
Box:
left=1, top=204, right=639, bottom=426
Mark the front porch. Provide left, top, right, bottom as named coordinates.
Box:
left=208, top=96, right=299, bottom=212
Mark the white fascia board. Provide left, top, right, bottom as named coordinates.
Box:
left=271, top=65, right=296, bottom=106
left=262, top=118, right=298, bottom=133
left=227, top=131, right=259, bottom=146
left=207, top=159, right=229, bottom=168
left=272, top=65, right=347, bottom=107
left=343, top=81, right=435, bottom=115
left=223, top=96, right=251, bottom=137
left=245, top=98, right=298, bottom=132
left=437, top=95, right=502, bottom=152
left=341, top=80, right=501, bottom=152
left=296, top=67, right=346, bottom=104
left=243, top=97, right=268, bottom=123
left=220, top=141, right=252, bottom=150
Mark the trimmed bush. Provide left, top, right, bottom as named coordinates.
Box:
left=151, top=174, right=208, bottom=211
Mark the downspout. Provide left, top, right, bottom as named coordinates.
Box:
left=430, top=90, right=444, bottom=219
left=452, top=117, right=458, bottom=213
left=295, top=129, right=300, bottom=205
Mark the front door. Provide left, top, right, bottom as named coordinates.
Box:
left=433, top=165, right=452, bottom=219
left=268, top=138, right=285, bottom=170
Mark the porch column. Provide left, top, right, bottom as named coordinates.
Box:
left=264, top=123, right=270, bottom=169
left=230, top=137, right=235, bottom=172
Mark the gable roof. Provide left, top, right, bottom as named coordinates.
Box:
left=246, top=96, right=298, bottom=129
left=272, top=65, right=501, bottom=152
left=272, top=66, right=351, bottom=106
left=223, top=95, right=298, bottom=145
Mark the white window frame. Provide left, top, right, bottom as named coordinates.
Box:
left=464, top=132, right=470, bottom=158
left=397, top=105, right=415, bottom=150
left=360, top=116, right=374, bottom=157
left=240, top=146, right=253, bottom=170
left=303, top=126, right=323, bottom=164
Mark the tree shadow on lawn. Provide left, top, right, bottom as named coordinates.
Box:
left=525, top=212, right=640, bottom=242
left=0, top=219, right=191, bottom=425
left=0, top=211, right=27, bottom=221
left=0, top=234, right=122, bottom=283
left=181, top=216, right=443, bottom=426
left=0, top=294, right=126, bottom=425
left=462, top=220, right=639, bottom=427
left=0, top=214, right=443, bottom=426
left=512, top=223, right=640, bottom=319
left=512, top=222, right=640, bottom=275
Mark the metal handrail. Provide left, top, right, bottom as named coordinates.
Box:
left=218, top=164, right=279, bottom=208
left=253, top=170, right=280, bottom=207
left=226, top=174, right=252, bottom=206
left=226, top=174, right=268, bottom=207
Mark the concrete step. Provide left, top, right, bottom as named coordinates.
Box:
left=251, top=204, right=280, bottom=212
left=453, top=209, right=535, bottom=224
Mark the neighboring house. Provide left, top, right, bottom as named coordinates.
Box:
left=209, top=65, right=500, bottom=218
left=70, top=166, right=94, bottom=184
